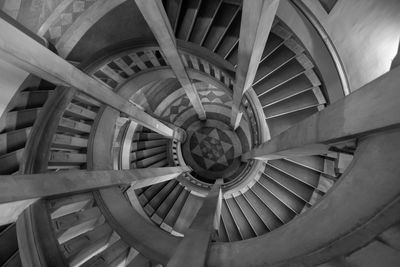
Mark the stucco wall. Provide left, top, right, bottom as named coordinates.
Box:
left=303, top=0, right=400, bottom=91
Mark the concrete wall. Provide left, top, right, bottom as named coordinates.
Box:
left=303, top=0, right=400, bottom=91
left=319, top=241, right=400, bottom=267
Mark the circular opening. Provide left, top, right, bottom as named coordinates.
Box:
left=182, top=121, right=246, bottom=183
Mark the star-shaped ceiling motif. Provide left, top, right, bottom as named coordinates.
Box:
left=190, top=128, right=234, bottom=171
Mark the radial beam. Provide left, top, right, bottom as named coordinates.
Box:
left=243, top=65, right=400, bottom=161
left=0, top=16, right=177, bottom=139
left=167, top=180, right=223, bottom=267
left=231, top=0, right=280, bottom=129
left=0, top=166, right=191, bottom=203
left=134, top=0, right=206, bottom=120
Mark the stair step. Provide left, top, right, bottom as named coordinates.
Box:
left=68, top=229, right=113, bottom=266
left=317, top=175, right=335, bottom=193
left=131, top=146, right=167, bottom=162
left=147, top=158, right=168, bottom=167
left=132, top=132, right=166, bottom=142
left=264, top=90, right=321, bottom=119
left=97, top=64, right=126, bottom=86
left=54, top=208, right=103, bottom=244
left=81, top=239, right=129, bottom=267
left=130, top=152, right=167, bottom=168
left=255, top=45, right=297, bottom=83
left=162, top=188, right=190, bottom=229
left=267, top=159, right=320, bottom=188
left=139, top=183, right=165, bottom=207
left=252, top=182, right=295, bottom=223
left=220, top=199, right=242, bottom=241
left=52, top=134, right=88, bottom=149
left=266, top=103, right=323, bottom=120
left=0, top=224, right=18, bottom=266
left=336, top=153, right=354, bottom=174
left=258, top=71, right=319, bottom=106
left=234, top=194, right=268, bottom=236
left=244, top=189, right=282, bottom=230
left=265, top=70, right=318, bottom=97
left=146, top=181, right=177, bottom=217
left=177, top=0, right=202, bottom=41
left=61, top=223, right=113, bottom=262
left=189, top=0, right=222, bottom=44
left=215, top=11, right=241, bottom=57
left=226, top=45, right=238, bottom=66
left=11, top=91, right=53, bottom=111
left=260, top=33, right=286, bottom=61
left=127, top=52, right=149, bottom=71
left=266, top=106, right=319, bottom=137
left=286, top=156, right=325, bottom=173
left=65, top=103, right=97, bottom=121
left=48, top=193, right=94, bottom=219
left=264, top=166, right=314, bottom=202
left=151, top=183, right=183, bottom=225
left=225, top=197, right=255, bottom=239
left=113, top=57, right=135, bottom=77
left=58, top=117, right=92, bottom=134
left=163, top=0, right=183, bottom=33
left=143, top=50, right=163, bottom=68
left=271, top=24, right=292, bottom=40
left=37, top=80, right=57, bottom=91
left=217, top=217, right=229, bottom=242
left=259, top=174, right=306, bottom=213
left=1, top=108, right=41, bottom=132
left=53, top=207, right=100, bottom=233
left=0, top=149, right=23, bottom=174
left=203, top=3, right=240, bottom=51
left=173, top=193, right=202, bottom=234
left=48, top=151, right=87, bottom=166
left=0, top=127, right=31, bottom=155
left=254, top=62, right=310, bottom=96
left=131, top=139, right=168, bottom=152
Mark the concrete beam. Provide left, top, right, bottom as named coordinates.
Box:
left=166, top=180, right=222, bottom=267
left=243, top=65, right=400, bottom=161
left=230, top=0, right=280, bottom=129
left=134, top=0, right=206, bottom=120
left=0, top=166, right=190, bottom=203
left=0, top=17, right=178, bottom=139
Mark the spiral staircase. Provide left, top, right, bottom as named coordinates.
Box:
left=0, top=0, right=399, bottom=267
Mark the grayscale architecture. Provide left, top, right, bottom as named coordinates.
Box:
left=0, top=0, right=399, bottom=266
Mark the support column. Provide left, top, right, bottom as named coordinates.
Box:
left=242, top=65, right=400, bottom=161
left=0, top=16, right=179, bottom=139
left=230, top=0, right=280, bottom=129
left=134, top=0, right=206, bottom=120
left=166, top=180, right=223, bottom=267
left=0, top=166, right=191, bottom=203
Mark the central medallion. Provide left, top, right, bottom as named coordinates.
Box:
left=153, top=79, right=253, bottom=186
left=181, top=121, right=245, bottom=183
left=190, top=127, right=234, bottom=171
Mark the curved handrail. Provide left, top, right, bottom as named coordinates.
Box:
left=290, top=0, right=350, bottom=96
left=276, top=0, right=347, bottom=103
